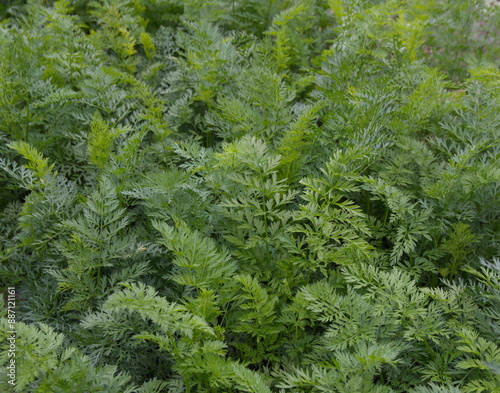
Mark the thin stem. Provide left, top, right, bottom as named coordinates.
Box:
left=262, top=192, right=270, bottom=264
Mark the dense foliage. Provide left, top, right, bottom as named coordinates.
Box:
left=1, top=0, right=500, bottom=392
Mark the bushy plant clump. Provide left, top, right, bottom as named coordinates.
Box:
left=1, top=0, right=499, bottom=392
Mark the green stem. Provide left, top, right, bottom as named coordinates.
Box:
left=365, top=189, right=371, bottom=215
left=266, top=0, right=273, bottom=28
left=263, top=194, right=270, bottom=264
left=97, top=265, right=101, bottom=289
left=25, top=102, right=30, bottom=142
left=382, top=206, right=390, bottom=227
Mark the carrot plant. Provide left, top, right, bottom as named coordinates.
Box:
left=1, top=0, right=499, bottom=392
